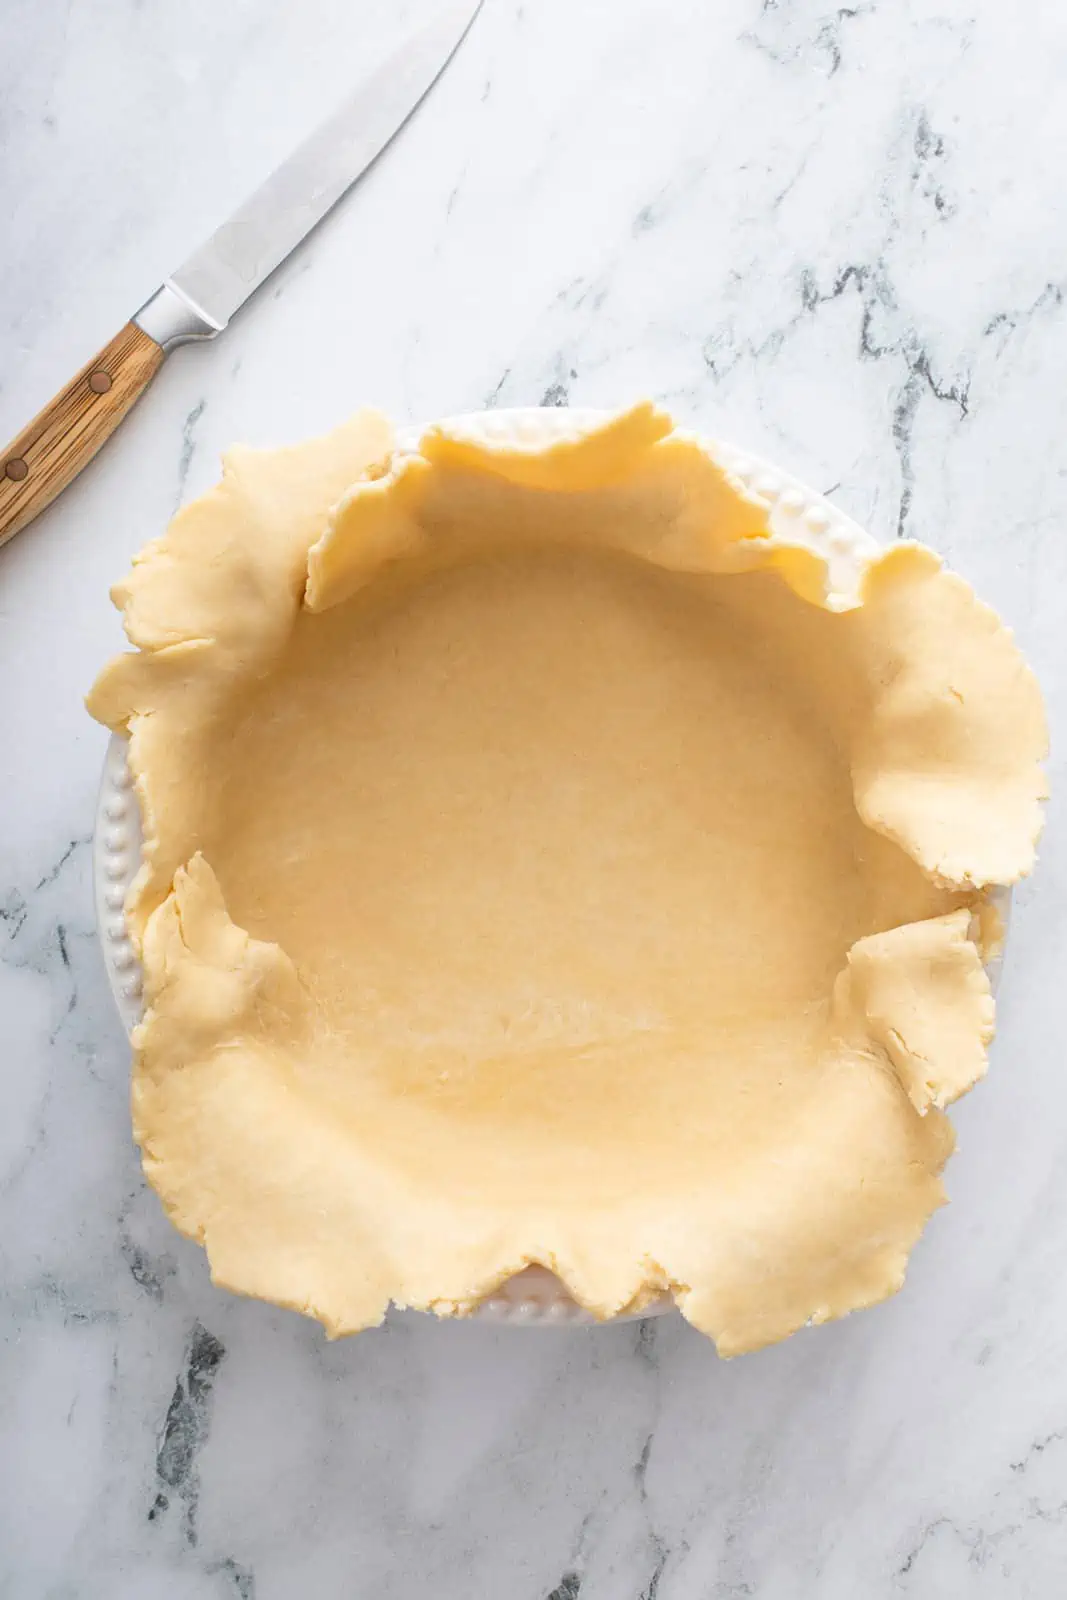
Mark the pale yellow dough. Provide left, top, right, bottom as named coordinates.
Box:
left=88, top=404, right=1047, bottom=1354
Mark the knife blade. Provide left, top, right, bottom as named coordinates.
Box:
left=0, top=0, right=482, bottom=548
left=151, top=0, right=482, bottom=338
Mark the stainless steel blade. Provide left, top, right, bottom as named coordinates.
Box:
left=160, top=0, right=481, bottom=335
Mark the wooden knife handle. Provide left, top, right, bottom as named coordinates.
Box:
left=0, top=322, right=164, bottom=549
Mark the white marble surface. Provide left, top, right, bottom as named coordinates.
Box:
left=2, top=0, right=1066, bottom=1594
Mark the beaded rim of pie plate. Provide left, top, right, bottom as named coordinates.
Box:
left=93, top=406, right=1008, bottom=1327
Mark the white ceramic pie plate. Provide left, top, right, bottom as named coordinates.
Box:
left=93, top=407, right=1008, bottom=1327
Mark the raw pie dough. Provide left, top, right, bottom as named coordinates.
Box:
left=88, top=404, right=1047, bottom=1355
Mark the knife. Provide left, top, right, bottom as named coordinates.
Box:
left=0, top=0, right=481, bottom=549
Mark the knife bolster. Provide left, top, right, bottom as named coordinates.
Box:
left=133, top=281, right=223, bottom=352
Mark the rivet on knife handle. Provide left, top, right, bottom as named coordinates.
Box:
left=0, top=324, right=165, bottom=549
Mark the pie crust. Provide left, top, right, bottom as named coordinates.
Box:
left=87, top=404, right=1047, bottom=1354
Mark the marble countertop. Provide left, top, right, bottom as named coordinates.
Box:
left=3, top=0, right=1066, bottom=1594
